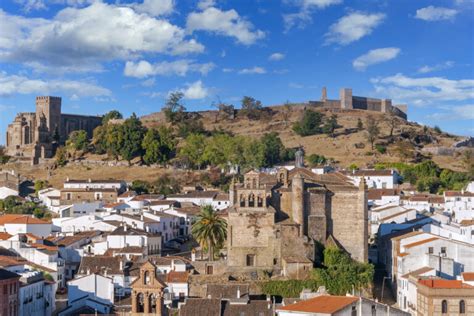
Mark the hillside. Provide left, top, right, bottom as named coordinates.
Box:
left=142, top=103, right=465, bottom=171
left=4, top=103, right=467, bottom=187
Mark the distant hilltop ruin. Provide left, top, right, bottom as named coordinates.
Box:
left=309, top=87, right=408, bottom=120
left=6, top=96, right=103, bottom=164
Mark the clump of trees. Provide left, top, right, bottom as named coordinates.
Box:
left=293, top=110, right=340, bottom=137
left=261, top=246, right=374, bottom=297
left=129, top=175, right=181, bottom=195
left=375, top=161, right=471, bottom=194
left=178, top=132, right=294, bottom=170
left=0, top=196, right=51, bottom=219
left=307, top=154, right=328, bottom=166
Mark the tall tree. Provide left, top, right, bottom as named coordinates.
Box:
left=365, top=115, right=380, bottom=150
left=120, top=113, right=146, bottom=164
left=323, top=114, right=339, bottom=138
left=293, top=110, right=324, bottom=136
left=191, top=205, right=227, bottom=261
left=356, top=118, right=364, bottom=131
left=260, top=132, right=286, bottom=167
left=66, top=130, right=88, bottom=151
left=163, top=91, right=186, bottom=123
left=179, top=133, right=207, bottom=169
left=241, top=96, right=263, bottom=120
left=102, top=110, right=123, bottom=124
left=142, top=128, right=162, bottom=165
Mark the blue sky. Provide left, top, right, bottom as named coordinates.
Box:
left=0, top=0, right=473, bottom=144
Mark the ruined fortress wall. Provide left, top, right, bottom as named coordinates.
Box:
left=60, top=114, right=102, bottom=141
left=352, top=96, right=382, bottom=112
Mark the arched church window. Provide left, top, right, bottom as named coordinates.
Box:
left=248, top=194, right=255, bottom=207
left=257, top=195, right=263, bottom=207
left=240, top=195, right=245, bottom=207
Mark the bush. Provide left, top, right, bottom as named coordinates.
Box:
left=433, top=125, right=442, bottom=133
left=293, top=110, right=324, bottom=136
left=261, top=279, right=320, bottom=298
left=307, top=154, right=327, bottom=166
left=375, top=144, right=386, bottom=154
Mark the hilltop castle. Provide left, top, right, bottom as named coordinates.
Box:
left=5, top=96, right=102, bottom=163
left=310, top=87, right=408, bottom=120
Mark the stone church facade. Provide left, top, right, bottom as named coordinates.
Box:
left=5, top=96, right=102, bottom=163
left=227, top=167, right=368, bottom=273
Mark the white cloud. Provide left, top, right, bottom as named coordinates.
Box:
left=0, top=71, right=111, bottom=97
left=324, top=12, right=385, bottom=45
left=131, top=0, right=174, bottom=16
left=283, top=0, right=342, bottom=30
left=141, top=78, right=155, bottom=87
left=269, top=53, right=285, bottom=61
left=352, top=47, right=400, bottom=71
left=124, top=60, right=215, bottom=78
left=428, top=105, right=474, bottom=121
left=371, top=73, right=474, bottom=106
left=0, top=3, right=203, bottom=72
left=238, top=66, right=266, bottom=74
left=187, top=7, right=265, bottom=45
left=14, top=0, right=46, bottom=12
left=417, top=61, right=454, bottom=74
left=415, top=6, right=458, bottom=21
left=222, top=68, right=234, bottom=73
left=197, top=0, right=215, bottom=10
left=180, top=80, right=209, bottom=99
left=289, top=82, right=304, bottom=88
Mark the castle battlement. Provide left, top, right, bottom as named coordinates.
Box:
left=310, top=87, right=408, bottom=120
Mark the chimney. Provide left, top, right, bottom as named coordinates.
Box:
left=88, top=178, right=92, bottom=183
left=140, top=215, right=144, bottom=221
left=124, top=225, right=128, bottom=232
left=104, top=269, right=107, bottom=277
left=119, top=260, right=123, bottom=270
left=87, top=268, right=90, bottom=275
left=66, top=177, right=69, bottom=182
left=237, top=286, right=240, bottom=298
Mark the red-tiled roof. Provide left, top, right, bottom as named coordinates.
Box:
left=0, top=215, right=50, bottom=225
left=462, top=272, right=474, bottom=281
left=0, top=232, right=12, bottom=240
left=166, top=271, right=189, bottom=283
left=445, top=191, right=474, bottom=197
left=402, top=267, right=434, bottom=279
left=278, top=295, right=358, bottom=313
left=368, top=189, right=399, bottom=200
left=418, top=279, right=474, bottom=289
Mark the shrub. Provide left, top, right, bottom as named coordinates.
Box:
left=375, top=144, right=386, bottom=154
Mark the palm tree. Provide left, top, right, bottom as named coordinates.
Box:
left=191, top=205, right=227, bottom=261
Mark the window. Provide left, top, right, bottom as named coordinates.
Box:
left=460, top=300, right=465, bottom=314
left=442, top=300, right=448, bottom=314
left=66, top=193, right=71, bottom=200
left=371, top=305, right=376, bottom=316
left=428, top=247, right=434, bottom=254
left=441, top=247, right=446, bottom=254
left=246, top=254, right=255, bottom=267
left=351, top=306, right=357, bottom=316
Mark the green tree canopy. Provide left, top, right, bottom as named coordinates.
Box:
left=163, top=91, right=186, bottom=123
left=66, top=130, right=88, bottom=151
left=179, top=133, right=207, bottom=169
left=120, top=113, right=146, bottom=163
left=240, top=96, right=264, bottom=120
left=102, top=110, right=123, bottom=124
left=323, top=114, right=339, bottom=138
left=293, top=110, right=324, bottom=136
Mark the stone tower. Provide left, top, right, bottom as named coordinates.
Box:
left=339, top=88, right=353, bottom=109
left=321, top=86, right=327, bottom=101
left=291, top=173, right=305, bottom=235
left=227, top=170, right=279, bottom=270
left=35, top=96, right=61, bottom=136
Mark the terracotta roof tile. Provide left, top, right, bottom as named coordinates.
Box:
left=278, top=295, right=358, bottom=313
left=0, top=215, right=50, bottom=225
left=166, top=271, right=189, bottom=283
left=401, top=267, right=434, bottom=279
left=462, top=272, right=474, bottom=282
left=418, top=279, right=474, bottom=289
left=0, top=232, right=12, bottom=240
left=460, top=220, right=474, bottom=227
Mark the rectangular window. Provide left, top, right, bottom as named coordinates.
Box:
left=441, top=247, right=446, bottom=254
left=428, top=247, right=433, bottom=254
left=246, top=254, right=256, bottom=267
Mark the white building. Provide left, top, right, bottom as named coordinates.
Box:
left=369, top=205, right=416, bottom=236
left=392, top=232, right=474, bottom=312
left=0, top=215, right=52, bottom=238
left=422, top=220, right=474, bottom=245
left=64, top=178, right=126, bottom=192
left=343, top=169, right=400, bottom=189
left=402, top=195, right=445, bottom=213
left=368, top=189, right=401, bottom=207
left=93, top=225, right=161, bottom=256
left=37, top=188, right=61, bottom=212
left=166, top=191, right=219, bottom=207
left=164, top=271, right=189, bottom=302
left=17, top=270, right=55, bottom=316
left=63, top=273, right=114, bottom=315
left=444, top=191, right=474, bottom=218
